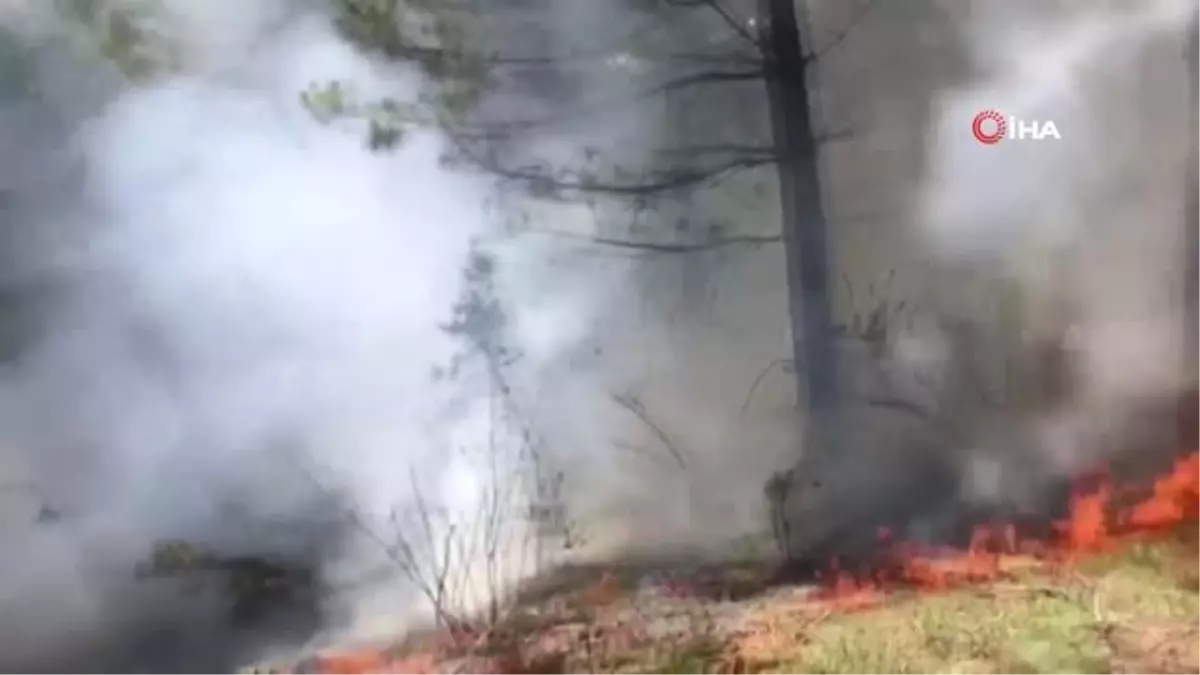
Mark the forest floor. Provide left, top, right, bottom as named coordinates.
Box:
left=272, top=528, right=1197, bottom=675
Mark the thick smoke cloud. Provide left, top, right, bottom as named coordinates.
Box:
left=918, top=0, right=1193, bottom=445
left=0, top=0, right=557, bottom=669
left=908, top=0, right=1195, bottom=513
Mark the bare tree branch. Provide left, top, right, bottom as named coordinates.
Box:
left=461, top=123, right=856, bottom=199
left=611, top=438, right=687, bottom=470
left=803, top=0, right=876, bottom=62
left=739, top=358, right=793, bottom=418
left=865, top=396, right=937, bottom=422
left=667, top=0, right=759, bottom=46
left=457, top=69, right=764, bottom=142
left=467, top=147, right=777, bottom=197
left=527, top=229, right=783, bottom=254
left=653, top=144, right=777, bottom=159
left=610, top=392, right=688, bottom=469
left=479, top=48, right=759, bottom=68
left=521, top=205, right=886, bottom=256
left=365, top=0, right=871, bottom=72
left=340, top=0, right=759, bottom=69
left=292, top=461, right=465, bottom=630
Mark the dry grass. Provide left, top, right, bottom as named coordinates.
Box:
left=269, top=533, right=1198, bottom=674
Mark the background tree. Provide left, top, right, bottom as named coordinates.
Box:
left=323, top=0, right=873, bottom=458
left=24, top=0, right=878, bottom=547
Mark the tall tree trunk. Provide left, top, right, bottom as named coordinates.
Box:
left=757, top=0, right=838, bottom=428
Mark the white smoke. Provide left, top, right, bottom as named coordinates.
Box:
left=915, top=0, right=1194, bottom=477
left=921, top=0, right=1192, bottom=260
left=0, top=0, right=585, bottom=667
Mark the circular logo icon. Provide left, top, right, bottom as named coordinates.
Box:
left=972, top=110, right=1006, bottom=145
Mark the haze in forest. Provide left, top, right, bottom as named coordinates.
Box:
left=0, top=0, right=1192, bottom=670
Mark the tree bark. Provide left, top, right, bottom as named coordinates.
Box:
left=756, top=0, right=838, bottom=423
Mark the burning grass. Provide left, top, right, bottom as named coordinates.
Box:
left=809, top=452, right=1200, bottom=610
left=260, top=451, right=1198, bottom=674
left=733, top=536, right=1198, bottom=673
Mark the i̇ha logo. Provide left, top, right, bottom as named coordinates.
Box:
left=971, top=109, right=1061, bottom=145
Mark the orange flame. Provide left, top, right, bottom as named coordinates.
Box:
left=1126, top=453, right=1200, bottom=530
left=290, top=452, right=1199, bottom=673
left=813, top=451, right=1200, bottom=609
left=306, top=650, right=442, bottom=674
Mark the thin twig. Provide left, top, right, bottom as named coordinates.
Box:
left=668, top=0, right=759, bottom=46
left=611, top=438, right=684, bottom=470
left=457, top=69, right=765, bottom=141
left=528, top=229, right=783, bottom=254
left=864, top=396, right=936, bottom=422
left=804, top=0, right=876, bottom=62
left=610, top=392, right=688, bottom=470
left=739, top=358, right=793, bottom=418
left=293, top=461, right=461, bottom=629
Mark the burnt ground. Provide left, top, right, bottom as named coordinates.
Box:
left=256, top=527, right=1198, bottom=674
